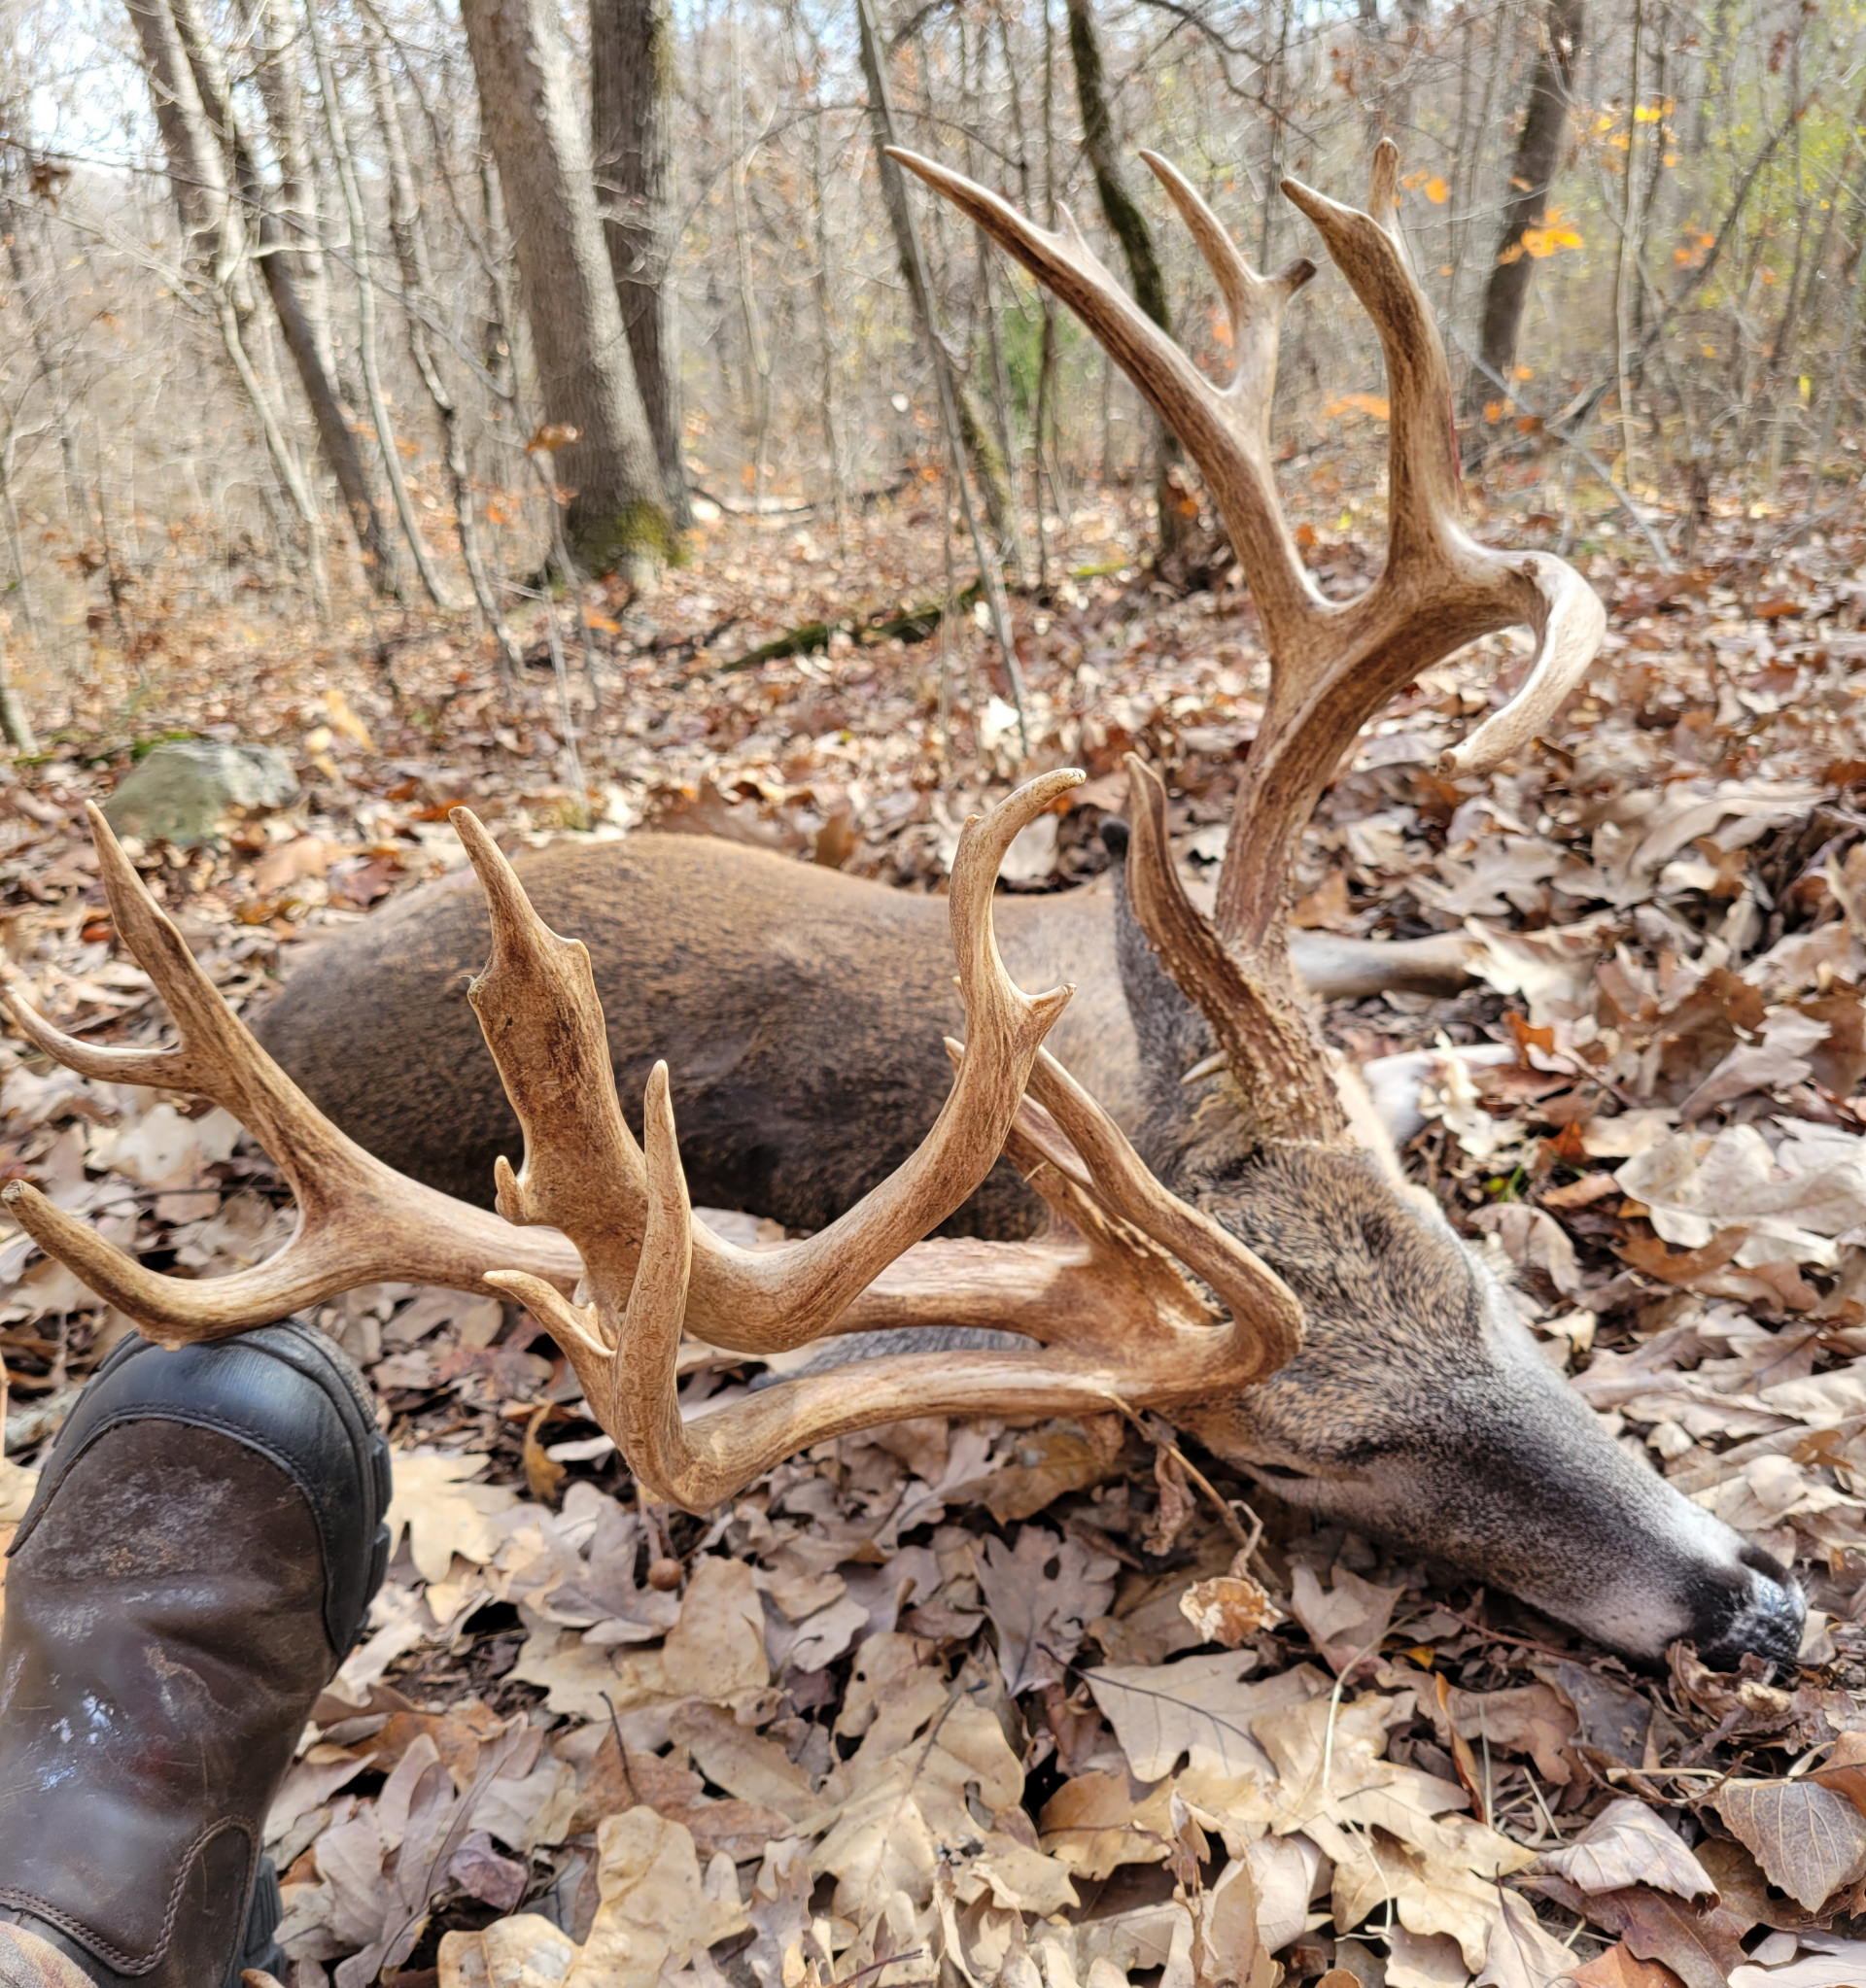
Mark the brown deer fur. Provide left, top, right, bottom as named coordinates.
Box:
left=252, top=830, right=1469, bottom=1232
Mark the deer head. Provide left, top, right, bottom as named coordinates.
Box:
left=878, top=139, right=1803, bottom=1671
left=0, top=149, right=1802, bottom=1672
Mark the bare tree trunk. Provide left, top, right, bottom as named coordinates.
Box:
left=253, top=0, right=333, bottom=376
left=788, top=2, right=847, bottom=541
left=1612, top=0, right=1642, bottom=476
left=363, top=27, right=522, bottom=672
left=147, top=0, right=400, bottom=597
left=725, top=0, right=772, bottom=504
left=591, top=0, right=691, bottom=526
left=1467, top=0, right=1584, bottom=432
left=853, top=0, right=1015, bottom=554
left=303, top=0, right=449, bottom=606
left=961, top=11, right=1027, bottom=586
left=122, top=0, right=333, bottom=611
left=0, top=425, right=49, bottom=667
left=0, top=629, right=36, bottom=755
left=0, top=222, right=85, bottom=535
left=461, top=0, right=671, bottom=578
left=1064, top=0, right=1185, bottom=557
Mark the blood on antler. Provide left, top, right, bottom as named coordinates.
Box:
left=2, top=787, right=1301, bottom=1511
left=890, top=141, right=1606, bottom=1148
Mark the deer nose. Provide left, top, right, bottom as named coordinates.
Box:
left=1690, top=1544, right=1805, bottom=1672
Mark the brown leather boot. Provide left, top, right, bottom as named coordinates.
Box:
left=0, top=1320, right=391, bottom=1987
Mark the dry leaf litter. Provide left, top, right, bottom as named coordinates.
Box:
left=10, top=496, right=1866, bottom=1986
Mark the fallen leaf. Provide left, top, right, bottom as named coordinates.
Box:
left=671, top=1701, right=818, bottom=1822
left=1539, top=1799, right=1715, bottom=1902
left=448, top=1830, right=528, bottom=1910
left=522, top=1403, right=564, bottom=1505
left=438, top=1804, right=745, bottom=1985
left=1086, top=1653, right=1328, bottom=1779
left=1538, top=1875, right=1752, bottom=1988
left=1569, top=1944, right=1685, bottom=1987
left=566, top=1727, right=796, bottom=1860
left=1430, top=1682, right=1578, bottom=1787
left=1287, top=1563, right=1406, bottom=1675
left=251, top=833, right=335, bottom=895
left=1179, top=1572, right=1283, bottom=1648
left=1038, top=1769, right=1177, bottom=1879
left=810, top=1655, right=1071, bottom=1916
left=1729, top=1936, right=1866, bottom=1988
left=1188, top=1854, right=1276, bottom=1988
left=1387, top=1925, right=1472, bottom=1988
left=384, top=1450, right=521, bottom=1585
left=1712, top=1779, right=1866, bottom=1911
left=660, top=1554, right=770, bottom=1697
left=977, top=1525, right=1118, bottom=1694
left=1476, top=1888, right=1580, bottom=1988
left=1145, top=1445, right=1198, bottom=1555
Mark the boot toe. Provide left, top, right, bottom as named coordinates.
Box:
left=0, top=1319, right=393, bottom=1988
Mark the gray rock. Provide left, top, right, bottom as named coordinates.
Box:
left=103, top=740, right=299, bottom=848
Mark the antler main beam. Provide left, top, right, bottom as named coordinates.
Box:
left=0, top=805, right=586, bottom=1342
left=1, top=791, right=1305, bottom=1511
left=890, top=140, right=1606, bottom=957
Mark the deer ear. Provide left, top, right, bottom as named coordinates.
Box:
left=1101, top=818, right=1217, bottom=1106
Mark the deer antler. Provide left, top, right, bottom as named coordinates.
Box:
left=467, top=776, right=1298, bottom=1508
left=0, top=805, right=585, bottom=1343
left=891, top=140, right=1606, bottom=1145
left=3, top=790, right=1300, bottom=1509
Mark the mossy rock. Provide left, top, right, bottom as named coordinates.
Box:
left=103, top=741, right=299, bottom=848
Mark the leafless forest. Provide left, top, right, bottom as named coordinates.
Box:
left=0, top=0, right=1859, bottom=738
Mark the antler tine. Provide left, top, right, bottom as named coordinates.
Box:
left=1438, top=556, right=1607, bottom=777
left=1279, top=141, right=1462, bottom=570
left=1123, top=754, right=1347, bottom=1147
left=1257, top=141, right=1606, bottom=799
left=1022, top=1045, right=1299, bottom=1381
left=0, top=808, right=583, bottom=1345
left=887, top=144, right=1321, bottom=655
left=458, top=774, right=1084, bottom=1355
left=2, top=799, right=262, bottom=1097
left=484, top=1062, right=690, bottom=1495
left=494, top=1061, right=1300, bottom=1514
left=452, top=806, right=650, bottom=1257
left=1138, top=152, right=1316, bottom=453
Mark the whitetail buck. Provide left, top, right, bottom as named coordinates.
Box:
left=5, top=148, right=1801, bottom=1670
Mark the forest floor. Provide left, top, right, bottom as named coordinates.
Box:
left=6, top=467, right=1866, bottom=1986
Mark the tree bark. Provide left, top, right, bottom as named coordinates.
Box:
left=121, top=0, right=334, bottom=607
left=853, top=0, right=1015, bottom=552
left=460, top=0, right=671, bottom=577
left=253, top=0, right=333, bottom=377
left=143, top=0, right=403, bottom=595
left=1467, top=0, right=1585, bottom=430
left=302, top=0, right=449, bottom=606
left=364, top=29, right=522, bottom=673
left=591, top=0, right=691, bottom=526
left=0, top=629, right=36, bottom=754
left=1064, top=0, right=1186, bottom=554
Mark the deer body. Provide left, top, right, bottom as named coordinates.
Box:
left=4, top=145, right=1805, bottom=1675
left=255, top=833, right=1145, bottom=1233
left=252, top=831, right=1467, bottom=1232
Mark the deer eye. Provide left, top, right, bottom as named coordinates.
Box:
left=1252, top=1459, right=1316, bottom=1483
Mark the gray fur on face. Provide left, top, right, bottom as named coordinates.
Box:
left=752, top=842, right=1803, bottom=1670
